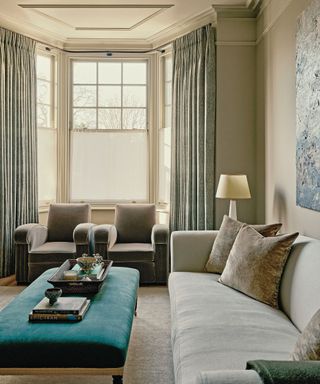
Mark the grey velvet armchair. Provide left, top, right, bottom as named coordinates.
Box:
left=93, top=204, right=169, bottom=284
left=14, top=203, right=94, bottom=284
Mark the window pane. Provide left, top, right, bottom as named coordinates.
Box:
left=71, top=131, right=148, bottom=201
left=165, top=106, right=171, bottom=128
left=38, top=129, right=57, bottom=202
left=73, top=62, right=96, bottom=84
left=98, top=86, right=121, bottom=107
left=158, top=127, right=171, bottom=203
left=165, top=81, right=172, bottom=106
left=123, top=86, right=146, bottom=107
left=98, top=62, right=121, bottom=84
left=165, top=56, right=172, bottom=82
left=73, top=108, right=96, bottom=129
left=98, top=109, right=121, bottom=129
left=37, top=79, right=50, bottom=104
left=123, top=109, right=146, bottom=129
left=37, top=55, right=51, bottom=81
left=37, top=104, right=50, bottom=128
left=123, top=62, right=146, bottom=84
left=73, top=85, right=96, bottom=107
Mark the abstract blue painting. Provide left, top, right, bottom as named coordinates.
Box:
left=296, top=0, right=320, bottom=211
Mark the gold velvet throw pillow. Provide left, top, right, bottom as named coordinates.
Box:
left=205, top=215, right=282, bottom=274
left=292, top=309, right=320, bottom=361
left=219, top=225, right=299, bottom=308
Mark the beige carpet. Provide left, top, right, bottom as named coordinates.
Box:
left=0, top=286, right=174, bottom=384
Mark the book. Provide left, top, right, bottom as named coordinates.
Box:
left=32, top=297, right=87, bottom=315
left=29, top=299, right=90, bottom=322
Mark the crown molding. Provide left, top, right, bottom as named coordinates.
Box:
left=0, top=13, right=65, bottom=48
left=63, top=38, right=153, bottom=51
left=147, top=8, right=216, bottom=48
left=213, top=0, right=262, bottom=18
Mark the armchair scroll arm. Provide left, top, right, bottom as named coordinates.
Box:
left=152, top=224, right=169, bottom=283
left=93, top=224, right=117, bottom=259
left=14, top=223, right=48, bottom=284
left=73, top=223, right=96, bottom=256
left=151, top=224, right=169, bottom=245
left=14, top=223, right=48, bottom=250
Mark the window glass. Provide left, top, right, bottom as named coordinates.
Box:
left=71, top=60, right=149, bottom=202
left=36, top=53, right=57, bottom=204
left=158, top=54, right=172, bottom=206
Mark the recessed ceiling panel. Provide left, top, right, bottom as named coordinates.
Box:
left=19, top=3, right=173, bottom=31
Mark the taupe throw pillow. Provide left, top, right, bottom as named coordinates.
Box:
left=219, top=225, right=298, bottom=308
left=205, top=215, right=282, bottom=273
left=292, top=309, right=320, bottom=361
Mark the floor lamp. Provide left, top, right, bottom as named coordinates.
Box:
left=216, top=174, right=251, bottom=220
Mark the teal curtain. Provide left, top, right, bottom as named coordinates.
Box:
left=170, top=25, right=216, bottom=231
left=0, top=28, right=38, bottom=277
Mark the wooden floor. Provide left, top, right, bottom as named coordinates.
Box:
left=0, top=275, right=16, bottom=286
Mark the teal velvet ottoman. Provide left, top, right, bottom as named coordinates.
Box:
left=0, top=267, right=139, bottom=384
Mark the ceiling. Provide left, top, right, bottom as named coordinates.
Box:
left=0, top=0, right=259, bottom=49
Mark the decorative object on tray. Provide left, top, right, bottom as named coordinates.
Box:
left=29, top=297, right=90, bottom=322
left=45, top=288, right=62, bottom=305
left=76, top=253, right=103, bottom=274
left=47, top=258, right=113, bottom=294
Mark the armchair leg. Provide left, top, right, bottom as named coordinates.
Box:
left=112, top=375, right=123, bottom=384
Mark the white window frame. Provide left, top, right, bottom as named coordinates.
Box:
left=156, top=50, right=172, bottom=210
left=36, top=48, right=58, bottom=208
left=68, top=55, right=153, bottom=205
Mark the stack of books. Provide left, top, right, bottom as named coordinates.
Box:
left=29, top=297, right=90, bottom=322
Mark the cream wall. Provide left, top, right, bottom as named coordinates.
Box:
left=215, top=16, right=259, bottom=227
left=257, top=0, right=320, bottom=238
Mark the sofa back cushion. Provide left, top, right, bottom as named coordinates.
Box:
left=115, top=204, right=156, bottom=243
left=280, top=236, right=320, bottom=332
left=47, top=203, right=91, bottom=242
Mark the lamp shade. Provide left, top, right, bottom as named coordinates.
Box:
left=216, top=174, right=251, bottom=200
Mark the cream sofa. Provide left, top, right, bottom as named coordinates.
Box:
left=169, top=231, right=320, bottom=384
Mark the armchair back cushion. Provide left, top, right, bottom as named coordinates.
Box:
left=115, top=204, right=156, bottom=243
left=47, top=203, right=91, bottom=242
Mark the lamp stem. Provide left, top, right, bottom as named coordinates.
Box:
left=229, top=200, right=237, bottom=220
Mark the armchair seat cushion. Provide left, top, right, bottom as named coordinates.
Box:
left=29, top=242, right=76, bottom=263
left=109, top=243, right=154, bottom=262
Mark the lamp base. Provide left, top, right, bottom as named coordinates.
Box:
left=228, top=200, right=237, bottom=221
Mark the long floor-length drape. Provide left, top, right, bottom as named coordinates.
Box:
left=170, top=25, right=216, bottom=231
left=0, top=28, right=38, bottom=277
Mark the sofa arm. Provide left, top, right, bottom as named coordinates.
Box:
left=93, top=224, right=117, bottom=259
left=171, top=230, right=219, bottom=272
left=14, top=224, right=48, bottom=284
left=152, top=224, right=169, bottom=245
left=197, top=370, right=263, bottom=384
left=74, top=223, right=96, bottom=256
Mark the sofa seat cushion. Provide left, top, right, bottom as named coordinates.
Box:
left=109, top=243, right=154, bottom=262
left=29, top=242, right=76, bottom=263
left=169, top=272, right=299, bottom=384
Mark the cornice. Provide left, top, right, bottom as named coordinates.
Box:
left=63, top=38, right=153, bottom=51
left=213, top=0, right=262, bottom=18
left=147, top=8, right=216, bottom=49
left=0, top=13, right=65, bottom=48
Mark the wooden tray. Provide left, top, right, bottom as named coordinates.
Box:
left=47, top=259, right=113, bottom=294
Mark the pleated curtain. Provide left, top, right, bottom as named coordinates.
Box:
left=0, top=28, right=38, bottom=277
left=170, top=25, right=216, bottom=231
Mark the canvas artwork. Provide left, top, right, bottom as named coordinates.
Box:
left=296, top=0, right=320, bottom=211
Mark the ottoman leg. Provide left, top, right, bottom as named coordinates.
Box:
left=112, top=375, right=123, bottom=384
